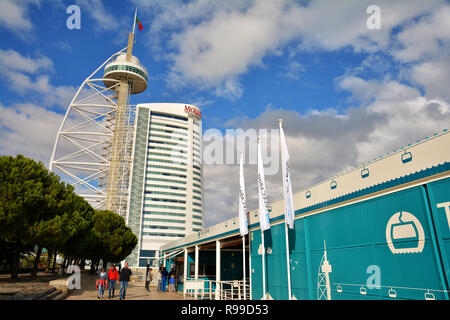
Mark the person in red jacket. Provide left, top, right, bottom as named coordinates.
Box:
left=107, top=264, right=119, bottom=298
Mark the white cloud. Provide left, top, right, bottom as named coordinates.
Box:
left=75, top=0, right=119, bottom=32
left=410, top=58, right=450, bottom=101
left=136, top=0, right=446, bottom=100
left=0, top=102, right=64, bottom=166
left=202, top=77, right=450, bottom=227
left=0, top=48, right=53, bottom=73
left=277, top=60, right=305, bottom=80
left=5, top=69, right=76, bottom=109
left=390, top=4, right=450, bottom=101
left=0, top=49, right=76, bottom=109
left=0, top=0, right=38, bottom=32
left=392, top=5, right=450, bottom=63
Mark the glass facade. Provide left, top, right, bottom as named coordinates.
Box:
left=104, top=64, right=148, bottom=81
left=126, top=104, right=203, bottom=268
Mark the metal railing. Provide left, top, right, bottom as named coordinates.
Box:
left=217, top=280, right=251, bottom=300
left=183, top=278, right=250, bottom=300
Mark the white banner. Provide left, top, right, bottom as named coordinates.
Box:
left=239, top=152, right=249, bottom=236
left=280, top=126, right=295, bottom=229
left=257, top=139, right=271, bottom=231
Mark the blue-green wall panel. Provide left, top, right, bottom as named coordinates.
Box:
left=289, top=252, right=308, bottom=291
left=425, top=177, right=450, bottom=294
left=368, top=187, right=433, bottom=245
left=250, top=230, right=263, bottom=299
left=307, top=205, right=373, bottom=250
left=251, top=176, right=450, bottom=300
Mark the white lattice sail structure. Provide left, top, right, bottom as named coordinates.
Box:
left=50, top=20, right=148, bottom=218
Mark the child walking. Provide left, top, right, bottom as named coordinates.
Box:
left=168, top=274, right=175, bottom=292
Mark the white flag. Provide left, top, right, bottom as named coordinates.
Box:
left=257, top=139, right=271, bottom=231
left=280, top=126, right=295, bottom=229
left=239, top=152, right=249, bottom=236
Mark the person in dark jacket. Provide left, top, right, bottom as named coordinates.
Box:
left=161, top=267, right=168, bottom=292
left=119, top=262, right=132, bottom=300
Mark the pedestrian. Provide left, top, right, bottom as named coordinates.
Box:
left=107, top=264, right=119, bottom=298
left=168, top=274, right=175, bottom=292
left=119, top=262, right=132, bottom=300
left=96, top=268, right=108, bottom=299
left=145, top=267, right=153, bottom=292
left=156, top=266, right=162, bottom=292
left=168, top=267, right=175, bottom=280
left=161, top=267, right=168, bottom=292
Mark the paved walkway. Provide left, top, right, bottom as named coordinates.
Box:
left=0, top=272, right=61, bottom=298
left=65, top=274, right=192, bottom=300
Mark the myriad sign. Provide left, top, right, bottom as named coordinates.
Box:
left=184, top=105, right=202, bottom=120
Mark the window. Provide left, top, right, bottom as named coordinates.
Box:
left=145, top=184, right=186, bottom=191
left=104, top=64, right=148, bottom=81
left=148, top=198, right=186, bottom=204
left=145, top=177, right=186, bottom=185
left=143, top=204, right=186, bottom=210
left=148, top=171, right=187, bottom=179
left=150, top=122, right=187, bottom=131
left=148, top=133, right=187, bottom=142
left=143, top=225, right=185, bottom=231
left=143, top=211, right=186, bottom=217
left=144, top=191, right=185, bottom=198
left=151, top=112, right=188, bottom=122
left=140, top=250, right=156, bottom=258
left=146, top=164, right=186, bottom=172
left=142, top=232, right=185, bottom=238
left=150, top=127, right=187, bottom=137
left=139, top=258, right=158, bottom=267
left=143, top=218, right=185, bottom=224
left=189, top=263, right=215, bottom=277
left=147, top=152, right=187, bottom=160
left=147, top=158, right=187, bottom=166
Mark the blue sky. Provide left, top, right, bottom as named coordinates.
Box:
left=0, top=1, right=369, bottom=127
left=1, top=0, right=449, bottom=226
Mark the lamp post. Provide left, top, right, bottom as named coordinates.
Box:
left=145, top=258, right=150, bottom=291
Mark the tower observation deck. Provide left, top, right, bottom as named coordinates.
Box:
left=49, top=11, right=148, bottom=219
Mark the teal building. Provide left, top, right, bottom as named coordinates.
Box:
left=161, top=130, right=450, bottom=300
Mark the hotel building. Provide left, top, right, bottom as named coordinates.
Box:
left=126, top=103, right=204, bottom=268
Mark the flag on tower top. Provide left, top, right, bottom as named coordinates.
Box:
left=136, top=17, right=143, bottom=31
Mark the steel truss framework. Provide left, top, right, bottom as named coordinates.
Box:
left=50, top=48, right=136, bottom=218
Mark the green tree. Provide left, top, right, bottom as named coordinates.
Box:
left=0, top=154, right=138, bottom=278
left=91, top=210, right=138, bottom=268
left=0, top=155, right=63, bottom=278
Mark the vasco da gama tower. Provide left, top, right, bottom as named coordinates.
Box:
left=49, top=12, right=204, bottom=268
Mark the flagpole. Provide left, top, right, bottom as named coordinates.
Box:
left=241, top=152, right=247, bottom=300
left=243, top=234, right=246, bottom=299
left=278, top=119, right=292, bottom=300
left=239, top=151, right=249, bottom=300
left=258, top=137, right=267, bottom=300
left=261, top=227, right=266, bottom=300
left=132, top=7, right=137, bottom=35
